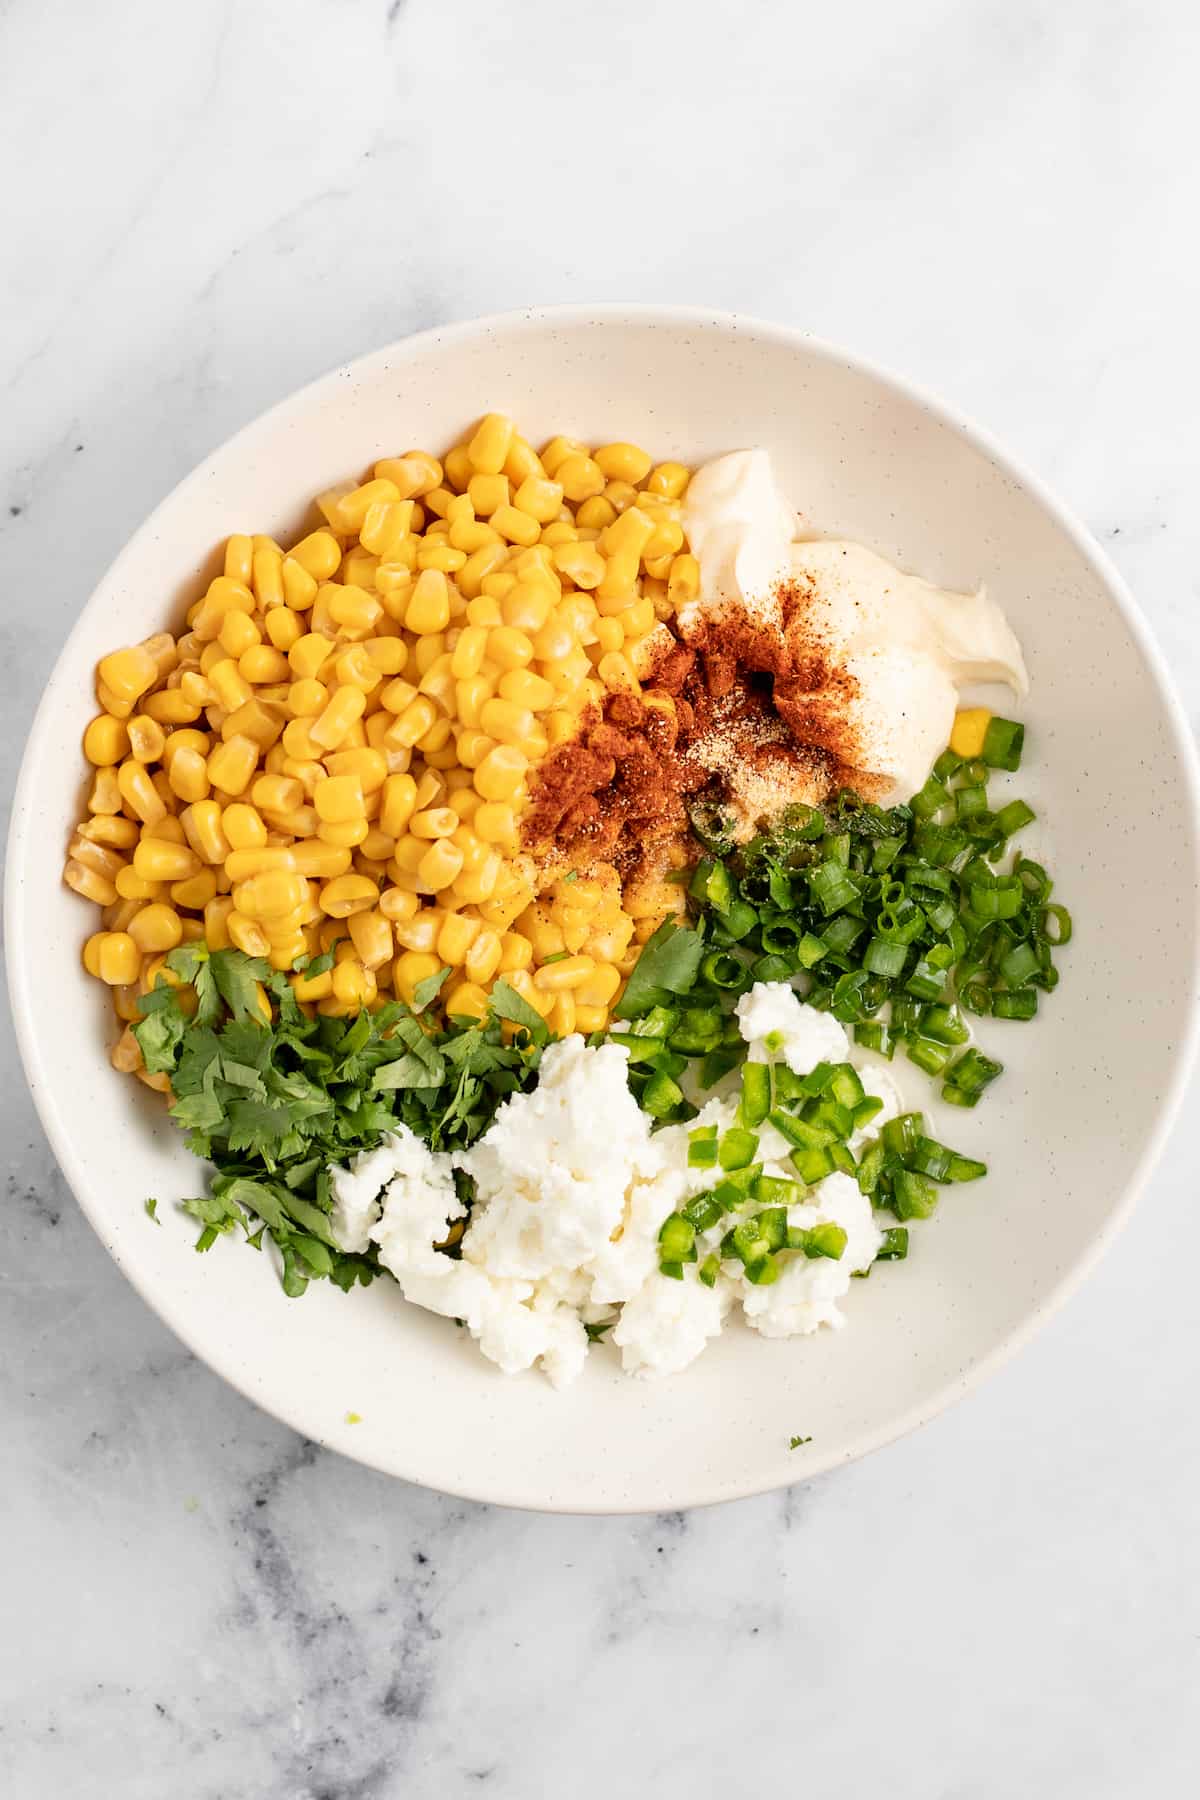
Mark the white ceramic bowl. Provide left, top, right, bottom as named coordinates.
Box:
left=9, top=307, right=1200, bottom=1513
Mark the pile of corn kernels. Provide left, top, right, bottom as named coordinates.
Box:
left=64, top=414, right=703, bottom=1088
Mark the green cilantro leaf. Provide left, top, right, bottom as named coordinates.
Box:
left=412, top=965, right=452, bottom=1014
left=617, top=919, right=705, bottom=1018
left=488, top=979, right=549, bottom=1045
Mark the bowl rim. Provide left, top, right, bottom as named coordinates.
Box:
left=8, top=302, right=1200, bottom=1512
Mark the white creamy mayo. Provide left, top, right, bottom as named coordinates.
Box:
left=681, top=449, right=1028, bottom=803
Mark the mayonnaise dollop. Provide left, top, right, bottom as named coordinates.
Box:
left=681, top=449, right=1028, bottom=803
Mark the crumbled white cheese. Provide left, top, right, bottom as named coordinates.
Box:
left=735, top=980, right=848, bottom=1073
left=330, top=983, right=899, bottom=1388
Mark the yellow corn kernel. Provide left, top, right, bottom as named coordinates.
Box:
left=64, top=856, right=119, bottom=905
left=132, top=837, right=201, bottom=884
left=181, top=799, right=231, bottom=865
left=196, top=896, right=232, bottom=951
left=473, top=744, right=527, bottom=801
left=387, top=695, right=439, bottom=750
left=113, top=864, right=163, bottom=902
left=83, top=713, right=131, bottom=767
left=266, top=590, right=306, bottom=642
left=512, top=475, right=564, bottom=524
left=468, top=591, right=507, bottom=623
left=170, top=867, right=218, bottom=910
left=602, top=480, right=638, bottom=516
left=317, top=816, right=368, bottom=849
left=491, top=504, right=540, bottom=547
left=535, top=435, right=583, bottom=478
left=451, top=850, right=501, bottom=904
left=329, top=584, right=383, bottom=638
left=291, top=965, right=333, bottom=1002
left=667, top=551, right=700, bottom=607
left=327, top=748, right=389, bottom=795
left=319, top=873, right=379, bottom=918
left=950, top=708, right=992, bottom=758
left=457, top=543, right=508, bottom=600
left=249, top=773, right=302, bottom=817
left=409, top=806, right=458, bottom=840
left=575, top=497, right=616, bottom=533
left=603, top=505, right=656, bottom=562
left=206, top=734, right=259, bottom=797
left=554, top=453, right=604, bottom=503
left=500, top=584, right=553, bottom=637
left=450, top=625, right=489, bottom=680
left=287, top=678, right=327, bottom=719
left=252, top=545, right=285, bottom=611
left=447, top=786, right=481, bottom=824
left=416, top=839, right=463, bottom=893
left=291, top=838, right=353, bottom=880
left=645, top=461, right=690, bottom=500
left=467, top=413, right=515, bottom=476
left=486, top=627, right=534, bottom=673
left=220, top=698, right=284, bottom=751
left=238, top=643, right=291, bottom=686
left=343, top=909, right=392, bottom=971
left=358, top=496, right=415, bottom=558
left=128, top=903, right=183, bottom=954
left=533, top=953, right=595, bottom=992
left=466, top=474, right=508, bottom=518
left=363, top=458, right=432, bottom=507
left=417, top=656, right=456, bottom=714
left=435, top=911, right=479, bottom=966
left=456, top=928, right=497, bottom=986
left=224, top=910, right=268, bottom=958
left=78, top=814, right=140, bottom=852
left=404, top=568, right=451, bottom=636
left=220, top=802, right=267, bottom=852
left=393, top=906, right=440, bottom=953
left=312, top=775, right=363, bottom=825
left=472, top=801, right=516, bottom=845
left=359, top=637, right=406, bottom=678
left=220, top=533, right=253, bottom=587
left=379, top=675, right=419, bottom=716
left=142, top=688, right=202, bottom=726
left=289, top=529, right=343, bottom=581
left=553, top=541, right=606, bottom=590
left=593, top=443, right=653, bottom=487
left=233, top=870, right=309, bottom=921
left=443, top=980, right=488, bottom=1022
left=116, top=759, right=167, bottom=826
left=497, top=668, right=554, bottom=713
left=223, top=846, right=296, bottom=882
left=495, top=930, right=532, bottom=974
left=392, top=949, right=442, bottom=1007
left=277, top=556, right=316, bottom=613
left=377, top=773, right=417, bottom=841
left=91, top=932, right=141, bottom=985
left=208, top=659, right=254, bottom=714
left=288, top=633, right=333, bottom=682
left=308, top=685, right=365, bottom=752
left=448, top=675, right=486, bottom=729
left=479, top=698, right=535, bottom=748
left=598, top=651, right=640, bottom=695
left=97, top=645, right=158, bottom=707
left=595, top=616, right=624, bottom=655
left=219, top=610, right=261, bottom=660
left=379, top=886, right=420, bottom=924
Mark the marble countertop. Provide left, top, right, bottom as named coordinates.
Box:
left=3, top=2, right=1199, bottom=1795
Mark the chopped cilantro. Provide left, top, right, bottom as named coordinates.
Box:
left=584, top=1318, right=615, bottom=1342
left=789, top=1434, right=813, bottom=1450
left=144, top=1197, right=160, bottom=1225
left=134, top=948, right=547, bottom=1297
left=617, top=919, right=705, bottom=1019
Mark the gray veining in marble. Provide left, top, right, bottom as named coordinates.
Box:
left=3, top=1, right=1199, bottom=1795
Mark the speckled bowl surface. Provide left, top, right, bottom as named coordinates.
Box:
left=8, top=307, right=1200, bottom=1511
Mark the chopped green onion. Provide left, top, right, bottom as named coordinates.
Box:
left=942, top=1047, right=1003, bottom=1107
left=981, top=716, right=1024, bottom=771
left=804, top=1222, right=848, bottom=1260
left=744, top=1253, right=779, bottom=1285
left=853, top=1021, right=896, bottom=1059
left=919, top=1003, right=969, bottom=1045
left=882, top=1113, right=925, bottom=1157
left=905, top=1037, right=955, bottom=1076
left=911, top=773, right=950, bottom=819
left=699, top=950, right=747, bottom=990
left=697, top=1252, right=721, bottom=1288
left=994, top=798, right=1035, bottom=837
left=999, top=940, right=1040, bottom=986
left=753, top=1174, right=802, bottom=1206
left=863, top=937, right=908, bottom=977
left=1039, top=903, right=1073, bottom=946
left=876, top=1227, right=909, bottom=1260
left=683, top=1191, right=723, bottom=1231
left=687, top=1126, right=719, bottom=1167
left=947, top=1151, right=987, bottom=1182
left=808, top=860, right=859, bottom=915
left=992, top=988, right=1038, bottom=1019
